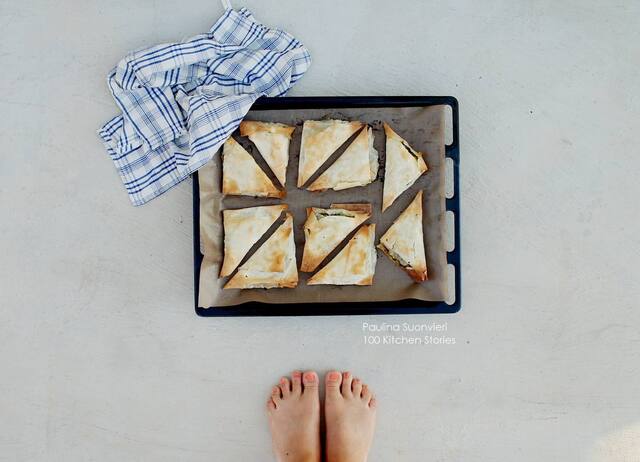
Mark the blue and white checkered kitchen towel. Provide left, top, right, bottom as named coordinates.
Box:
left=98, top=4, right=311, bottom=206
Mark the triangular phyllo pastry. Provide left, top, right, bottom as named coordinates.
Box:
left=300, top=203, right=372, bottom=272
left=307, top=224, right=376, bottom=286
left=382, top=123, right=428, bottom=211
left=297, top=120, right=363, bottom=187
left=224, top=213, right=298, bottom=289
left=222, top=137, right=284, bottom=198
left=377, top=190, right=427, bottom=282
left=307, top=126, right=378, bottom=191
left=239, top=121, right=295, bottom=187
left=220, top=204, right=288, bottom=277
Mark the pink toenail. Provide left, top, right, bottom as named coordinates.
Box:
left=328, top=372, right=341, bottom=381
left=292, top=371, right=302, bottom=378
left=280, top=378, right=287, bottom=384
left=304, top=372, right=316, bottom=382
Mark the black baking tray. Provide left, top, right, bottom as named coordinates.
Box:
left=193, top=96, right=460, bottom=316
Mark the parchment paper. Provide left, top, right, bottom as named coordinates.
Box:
left=198, top=106, right=448, bottom=308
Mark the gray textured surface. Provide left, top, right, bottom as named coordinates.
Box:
left=1, top=1, right=639, bottom=461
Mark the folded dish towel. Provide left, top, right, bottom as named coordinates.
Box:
left=98, top=4, right=311, bottom=206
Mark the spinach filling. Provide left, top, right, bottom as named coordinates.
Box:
left=315, top=210, right=355, bottom=220
left=379, top=243, right=411, bottom=269
left=401, top=141, right=420, bottom=160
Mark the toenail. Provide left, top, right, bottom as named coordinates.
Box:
left=343, top=371, right=350, bottom=378
left=354, top=378, right=360, bottom=383
left=292, top=371, right=302, bottom=378
left=328, top=371, right=341, bottom=381
left=280, top=377, right=287, bottom=384
left=303, top=372, right=316, bottom=382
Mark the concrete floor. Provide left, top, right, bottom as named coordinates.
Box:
left=1, top=0, right=639, bottom=460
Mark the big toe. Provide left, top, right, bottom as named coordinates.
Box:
left=325, top=370, right=343, bottom=399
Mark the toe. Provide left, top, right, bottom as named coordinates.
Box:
left=341, top=371, right=353, bottom=397
left=271, top=385, right=282, bottom=401
left=302, top=371, right=319, bottom=393
left=325, top=370, right=342, bottom=397
left=267, top=398, right=276, bottom=411
left=291, top=370, right=302, bottom=395
left=279, top=377, right=291, bottom=397
left=361, top=384, right=372, bottom=401
left=369, top=396, right=377, bottom=409
left=352, top=377, right=363, bottom=396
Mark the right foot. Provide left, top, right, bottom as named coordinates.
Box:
left=267, top=371, right=321, bottom=462
left=324, top=371, right=377, bottom=462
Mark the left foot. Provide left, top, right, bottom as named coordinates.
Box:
left=267, top=370, right=321, bottom=462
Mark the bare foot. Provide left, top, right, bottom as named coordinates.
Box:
left=324, top=371, right=377, bottom=462
left=267, top=371, right=321, bottom=462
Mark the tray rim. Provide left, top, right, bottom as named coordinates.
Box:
left=193, top=95, right=461, bottom=317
